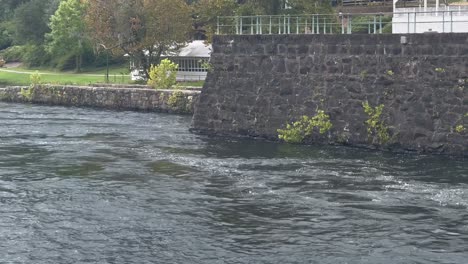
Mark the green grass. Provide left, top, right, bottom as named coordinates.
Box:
left=177, top=80, right=204, bottom=87
left=0, top=66, right=131, bottom=86
left=0, top=64, right=205, bottom=87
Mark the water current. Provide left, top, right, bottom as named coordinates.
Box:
left=0, top=102, right=467, bottom=264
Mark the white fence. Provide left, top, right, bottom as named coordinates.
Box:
left=393, top=6, right=468, bottom=33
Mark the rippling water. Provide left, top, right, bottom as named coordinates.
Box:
left=0, top=102, right=467, bottom=264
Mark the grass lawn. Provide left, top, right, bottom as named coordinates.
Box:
left=0, top=65, right=131, bottom=86
left=0, top=64, right=205, bottom=87
left=177, top=80, right=205, bottom=87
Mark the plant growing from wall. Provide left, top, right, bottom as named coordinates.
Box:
left=29, top=70, right=41, bottom=88
left=277, top=110, right=332, bottom=144
left=147, top=59, right=178, bottom=89
left=20, top=87, right=34, bottom=101
left=455, top=125, right=465, bottom=133
left=167, top=90, right=190, bottom=112
left=362, top=101, right=390, bottom=145
left=20, top=71, right=41, bottom=101
left=454, top=112, right=467, bottom=134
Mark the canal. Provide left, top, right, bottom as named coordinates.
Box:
left=1, top=103, right=467, bottom=263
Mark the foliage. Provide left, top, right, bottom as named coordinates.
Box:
left=277, top=110, right=332, bottom=144
left=435, top=67, right=445, bottom=73
left=1, top=46, right=23, bottom=61
left=29, top=71, right=41, bottom=87
left=362, top=101, right=390, bottom=145
left=167, top=90, right=190, bottom=112
left=147, top=59, right=178, bottom=89
left=286, top=0, right=333, bottom=14
left=46, top=0, right=88, bottom=72
left=194, top=0, right=239, bottom=41
left=11, top=44, right=51, bottom=67
left=13, top=0, right=52, bottom=45
left=0, top=21, right=14, bottom=50
left=455, top=125, right=465, bottom=133
left=85, top=0, right=192, bottom=80
left=349, top=15, right=392, bottom=34
left=200, top=60, right=213, bottom=72
left=20, top=86, right=34, bottom=101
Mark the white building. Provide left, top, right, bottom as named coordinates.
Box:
left=393, top=1, right=468, bottom=33
left=131, top=40, right=212, bottom=82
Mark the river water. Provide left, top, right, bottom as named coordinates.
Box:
left=0, top=102, right=467, bottom=264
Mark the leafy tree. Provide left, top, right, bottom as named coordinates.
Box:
left=85, top=0, right=192, bottom=80
left=0, top=20, right=14, bottom=50
left=0, top=0, right=31, bottom=20
left=13, top=0, right=50, bottom=44
left=286, top=0, right=333, bottom=14
left=194, top=0, right=238, bottom=40
left=46, top=0, right=87, bottom=72
left=237, top=0, right=284, bottom=15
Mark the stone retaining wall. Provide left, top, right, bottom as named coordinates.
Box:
left=192, top=34, right=468, bottom=156
left=0, top=85, right=199, bottom=114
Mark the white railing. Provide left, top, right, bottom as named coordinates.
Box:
left=216, top=11, right=468, bottom=35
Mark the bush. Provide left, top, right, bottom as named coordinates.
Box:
left=277, top=110, right=333, bottom=143
left=1, top=46, right=24, bottom=62
left=0, top=45, right=51, bottom=67
left=0, top=21, right=14, bottom=50
left=147, top=59, right=178, bottom=89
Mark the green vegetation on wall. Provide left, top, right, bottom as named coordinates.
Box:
left=362, top=101, right=390, bottom=145
left=278, top=110, right=332, bottom=143
left=167, top=90, right=191, bottom=113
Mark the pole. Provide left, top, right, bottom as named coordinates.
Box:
left=379, top=13, right=382, bottom=34
left=106, top=50, right=109, bottom=83
left=269, top=16, right=272, bottom=34
left=450, top=11, right=453, bottom=32
left=296, top=17, right=299, bottom=34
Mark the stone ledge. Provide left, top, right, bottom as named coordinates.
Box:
left=0, top=85, right=199, bottom=115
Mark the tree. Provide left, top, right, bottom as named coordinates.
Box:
left=47, top=0, right=87, bottom=72
left=286, top=0, right=333, bottom=14
left=85, top=0, right=192, bottom=80
left=13, top=0, right=50, bottom=44
left=237, top=0, right=284, bottom=15
left=194, top=0, right=238, bottom=40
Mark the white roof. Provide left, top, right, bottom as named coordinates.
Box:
left=126, top=40, right=212, bottom=58
left=169, top=40, right=212, bottom=58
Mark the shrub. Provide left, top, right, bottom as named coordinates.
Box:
left=455, top=125, right=465, bottom=133
left=277, top=110, right=332, bottom=144
left=167, top=91, right=190, bottom=113
left=1, top=45, right=23, bottom=62
left=362, top=101, right=390, bottom=145
left=30, top=71, right=41, bottom=87
left=147, top=59, right=178, bottom=89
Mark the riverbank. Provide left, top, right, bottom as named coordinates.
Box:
left=0, top=85, right=199, bottom=114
